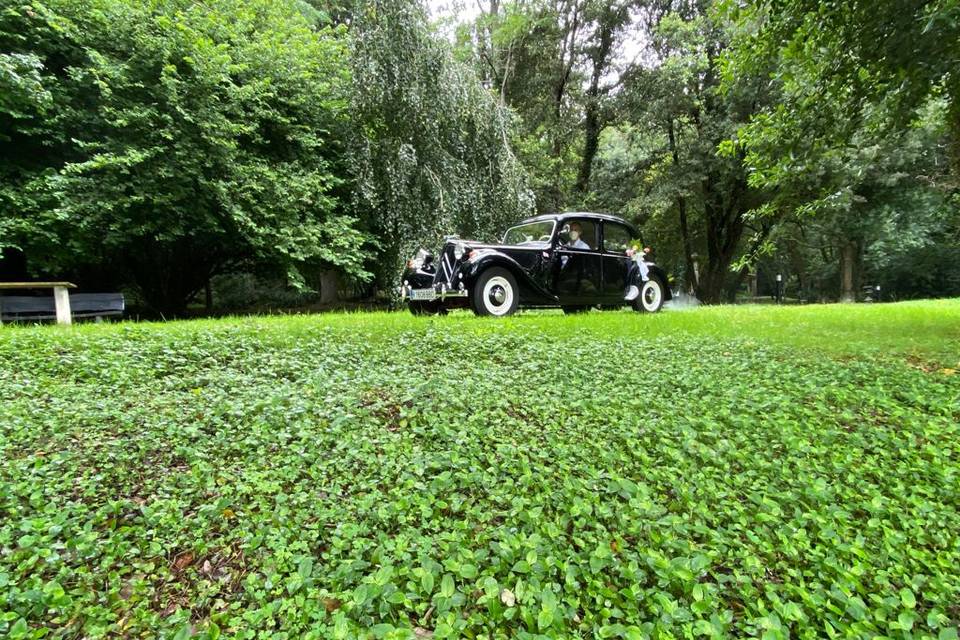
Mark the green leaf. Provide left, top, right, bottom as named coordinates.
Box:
left=541, top=587, right=557, bottom=613
left=537, top=608, right=554, bottom=630
left=353, top=584, right=370, bottom=607
left=899, top=587, right=916, bottom=609
left=298, top=557, right=314, bottom=580
left=422, top=570, right=435, bottom=595
left=10, top=619, right=28, bottom=639
left=693, top=619, right=714, bottom=636
left=173, top=623, right=194, bottom=640
left=897, top=611, right=915, bottom=632
left=511, top=560, right=530, bottom=574
left=440, top=574, right=455, bottom=598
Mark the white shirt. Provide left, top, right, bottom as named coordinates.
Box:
left=561, top=236, right=590, bottom=267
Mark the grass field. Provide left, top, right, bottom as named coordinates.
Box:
left=1, top=300, right=959, bottom=639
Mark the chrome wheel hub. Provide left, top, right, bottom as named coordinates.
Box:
left=482, top=276, right=514, bottom=315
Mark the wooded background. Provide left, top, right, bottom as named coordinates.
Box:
left=2, top=0, right=958, bottom=314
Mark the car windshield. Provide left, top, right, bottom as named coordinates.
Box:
left=502, top=220, right=556, bottom=245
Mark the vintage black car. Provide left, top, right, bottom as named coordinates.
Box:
left=399, top=212, right=671, bottom=316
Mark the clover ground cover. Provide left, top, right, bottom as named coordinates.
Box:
left=1, top=301, right=959, bottom=639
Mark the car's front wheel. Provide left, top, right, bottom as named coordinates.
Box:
left=632, top=279, right=665, bottom=313
left=408, top=301, right=447, bottom=316
left=471, top=267, right=519, bottom=317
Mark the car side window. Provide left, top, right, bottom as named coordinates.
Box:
left=557, top=219, right=596, bottom=250
left=603, top=223, right=632, bottom=254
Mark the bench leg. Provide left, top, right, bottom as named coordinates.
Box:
left=53, top=286, right=72, bottom=325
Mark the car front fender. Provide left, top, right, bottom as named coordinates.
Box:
left=461, top=250, right=558, bottom=304
left=401, top=266, right=438, bottom=290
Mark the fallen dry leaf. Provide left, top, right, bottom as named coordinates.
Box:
left=500, top=588, right=516, bottom=607
left=172, top=552, right=194, bottom=573
left=414, top=628, right=433, bottom=638
left=323, top=597, right=342, bottom=612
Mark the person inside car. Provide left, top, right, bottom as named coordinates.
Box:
left=565, top=221, right=591, bottom=250
left=559, top=221, right=591, bottom=270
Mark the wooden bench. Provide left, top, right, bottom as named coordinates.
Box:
left=0, top=283, right=124, bottom=324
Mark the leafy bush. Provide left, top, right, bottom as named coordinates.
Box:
left=1, top=306, right=958, bottom=638
left=0, top=0, right=367, bottom=315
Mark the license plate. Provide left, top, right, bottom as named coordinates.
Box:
left=409, top=288, right=436, bottom=301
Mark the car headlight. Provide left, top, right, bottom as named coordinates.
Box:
left=406, top=248, right=430, bottom=270
left=453, top=241, right=466, bottom=260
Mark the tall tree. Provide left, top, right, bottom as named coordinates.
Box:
left=350, top=0, right=533, bottom=281
left=722, top=0, right=960, bottom=300
left=574, top=0, right=633, bottom=194
left=1, top=0, right=368, bottom=315
left=724, top=0, right=960, bottom=180
left=609, top=3, right=774, bottom=302
left=750, top=99, right=958, bottom=301
left=458, top=0, right=600, bottom=211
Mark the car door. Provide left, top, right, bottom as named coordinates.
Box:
left=600, top=221, right=633, bottom=300
left=552, top=218, right=603, bottom=303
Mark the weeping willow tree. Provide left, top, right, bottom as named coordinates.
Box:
left=350, top=0, right=534, bottom=282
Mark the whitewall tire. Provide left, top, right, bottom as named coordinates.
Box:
left=472, top=267, right=519, bottom=317
left=633, top=279, right=664, bottom=313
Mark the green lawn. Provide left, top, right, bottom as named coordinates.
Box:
left=1, top=301, right=959, bottom=639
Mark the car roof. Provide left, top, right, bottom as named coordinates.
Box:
left=516, top=212, right=638, bottom=233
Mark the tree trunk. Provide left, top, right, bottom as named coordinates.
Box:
left=319, top=270, right=340, bottom=305
left=839, top=239, right=859, bottom=302
left=575, top=17, right=615, bottom=194
left=949, top=84, right=960, bottom=180
left=696, top=174, right=748, bottom=304
left=668, top=119, right=699, bottom=293
left=576, top=97, right=601, bottom=194
left=548, top=0, right=582, bottom=209
left=124, top=237, right=222, bottom=317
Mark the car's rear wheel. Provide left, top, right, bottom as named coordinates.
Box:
left=471, top=267, right=519, bottom=317
left=562, top=305, right=591, bottom=314
left=632, top=279, right=665, bottom=313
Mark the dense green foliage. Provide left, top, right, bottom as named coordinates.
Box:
left=350, top=0, right=532, bottom=279
left=2, top=302, right=959, bottom=638
left=722, top=0, right=960, bottom=177
left=718, top=0, right=960, bottom=301
left=452, top=0, right=960, bottom=302
left=2, top=0, right=959, bottom=308
left=0, top=0, right=528, bottom=313
left=0, top=0, right=370, bottom=312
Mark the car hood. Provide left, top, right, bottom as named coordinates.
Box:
left=446, top=239, right=551, bottom=252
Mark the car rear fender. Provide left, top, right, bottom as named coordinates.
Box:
left=461, top=251, right=558, bottom=303
left=630, top=263, right=673, bottom=301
